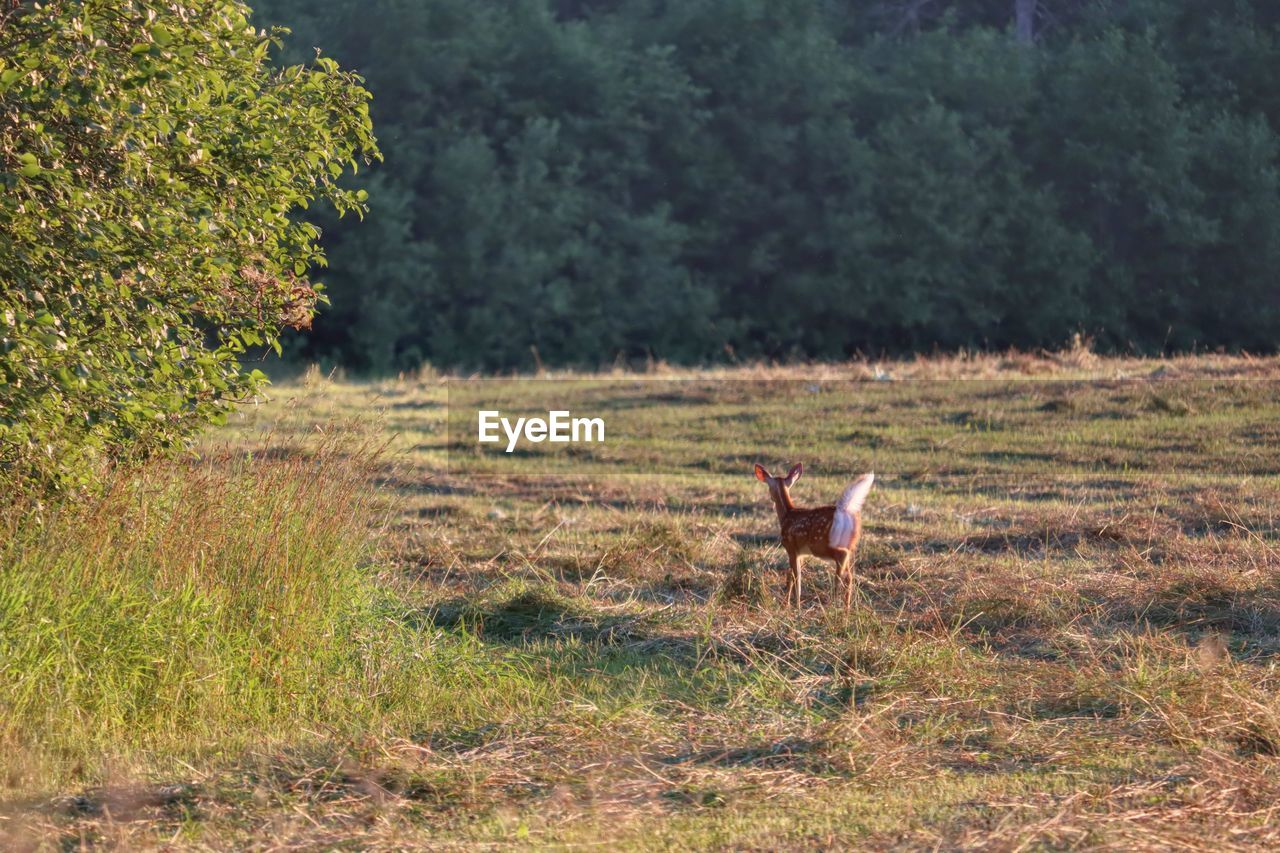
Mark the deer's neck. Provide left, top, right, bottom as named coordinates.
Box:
left=772, top=488, right=795, bottom=524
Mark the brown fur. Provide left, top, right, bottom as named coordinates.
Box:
left=755, top=463, right=864, bottom=608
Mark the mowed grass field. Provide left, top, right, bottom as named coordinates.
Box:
left=8, top=352, right=1280, bottom=849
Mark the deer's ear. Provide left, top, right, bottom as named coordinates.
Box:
left=753, top=464, right=770, bottom=482
left=783, top=463, right=803, bottom=486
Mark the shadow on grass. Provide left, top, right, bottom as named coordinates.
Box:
left=389, top=399, right=444, bottom=410
left=729, top=531, right=775, bottom=548
left=1093, top=577, right=1280, bottom=641
left=657, top=737, right=835, bottom=772
left=412, top=590, right=652, bottom=646
left=409, top=589, right=829, bottom=681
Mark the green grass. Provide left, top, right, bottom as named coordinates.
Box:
left=5, top=352, right=1280, bottom=848
left=0, top=431, right=387, bottom=772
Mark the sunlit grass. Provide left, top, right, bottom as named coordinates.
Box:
left=5, top=353, right=1280, bottom=847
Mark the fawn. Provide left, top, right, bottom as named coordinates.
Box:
left=754, top=463, right=874, bottom=609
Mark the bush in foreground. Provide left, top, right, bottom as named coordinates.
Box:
left=0, top=1, right=377, bottom=492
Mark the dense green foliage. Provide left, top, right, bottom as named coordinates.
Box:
left=0, top=1, right=376, bottom=490
left=252, top=0, right=1280, bottom=370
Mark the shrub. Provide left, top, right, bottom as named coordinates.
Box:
left=0, top=1, right=378, bottom=491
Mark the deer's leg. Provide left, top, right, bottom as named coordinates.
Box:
left=845, top=530, right=863, bottom=610
left=782, top=549, right=794, bottom=605
left=843, top=554, right=855, bottom=609
left=785, top=549, right=801, bottom=608
left=831, top=549, right=854, bottom=610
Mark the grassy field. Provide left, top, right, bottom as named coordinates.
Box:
left=6, top=351, right=1280, bottom=849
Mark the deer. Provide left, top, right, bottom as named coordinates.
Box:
left=753, top=463, right=874, bottom=609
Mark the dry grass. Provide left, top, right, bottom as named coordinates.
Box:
left=5, top=351, right=1280, bottom=849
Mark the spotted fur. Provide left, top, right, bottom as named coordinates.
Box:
left=754, top=462, right=874, bottom=608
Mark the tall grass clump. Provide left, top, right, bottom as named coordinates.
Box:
left=0, top=432, right=400, bottom=782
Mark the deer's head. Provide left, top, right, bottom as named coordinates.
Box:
left=754, top=462, right=802, bottom=520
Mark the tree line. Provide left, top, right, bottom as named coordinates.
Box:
left=250, top=0, right=1280, bottom=371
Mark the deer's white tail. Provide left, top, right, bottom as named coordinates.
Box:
left=829, top=472, right=874, bottom=549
